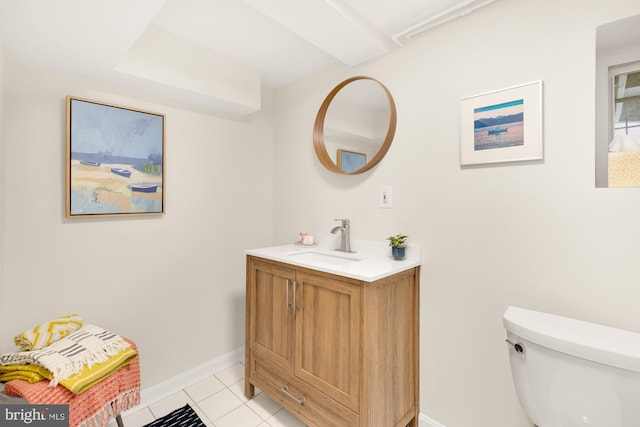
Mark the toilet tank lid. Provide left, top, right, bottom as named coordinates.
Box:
left=503, top=306, right=640, bottom=373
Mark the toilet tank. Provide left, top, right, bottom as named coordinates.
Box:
left=503, top=306, right=640, bottom=427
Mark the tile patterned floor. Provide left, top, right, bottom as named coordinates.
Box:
left=110, top=362, right=307, bottom=427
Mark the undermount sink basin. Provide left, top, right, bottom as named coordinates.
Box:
left=288, top=250, right=364, bottom=266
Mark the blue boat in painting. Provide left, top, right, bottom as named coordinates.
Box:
left=111, top=167, right=132, bottom=178
left=131, top=184, right=158, bottom=193
left=488, top=127, right=508, bottom=135
left=80, top=160, right=101, bottom=167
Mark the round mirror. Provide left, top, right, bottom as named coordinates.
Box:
left=313, top=76, right=397, bottom=174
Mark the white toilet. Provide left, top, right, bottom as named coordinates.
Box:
left=503, top=306, right=640, bottom=427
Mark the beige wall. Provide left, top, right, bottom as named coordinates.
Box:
left=0, top=35, right=5, bottom=339
left=0, top=59, right=275, bottom=388
left=273, top=0, right=640, bottom=426
left=3, top=0, right=640, bottom=425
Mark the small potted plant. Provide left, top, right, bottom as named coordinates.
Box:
left=386, top=233, right=408, bottom=260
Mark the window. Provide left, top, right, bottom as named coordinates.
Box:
left=595, top=13, right=640, bottom=187
left=612, top=66, right=640, bottom=143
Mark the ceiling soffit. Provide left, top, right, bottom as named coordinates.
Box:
left=0, top=0, right=497, bottom=116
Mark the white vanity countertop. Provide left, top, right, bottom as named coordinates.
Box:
left=246, top=236, right=421, bottom=282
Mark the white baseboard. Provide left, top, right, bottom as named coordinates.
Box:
left=130, top=346, right=244, bottom=412
left=420, top=412, right=447, bottom=427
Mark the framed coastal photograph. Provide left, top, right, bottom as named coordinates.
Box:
left=66, top=96, right=165, bottom=218
left=337, top=149, right=366, bottom=173
left=460, top=81, right=543, bottom=166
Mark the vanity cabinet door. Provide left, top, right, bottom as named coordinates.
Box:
left=248, top=260, right=296, bottom=374
left=294, top=271, right=361, bottom=412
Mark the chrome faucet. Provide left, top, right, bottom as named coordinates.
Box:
left=330, top=218, right=354, bottom=253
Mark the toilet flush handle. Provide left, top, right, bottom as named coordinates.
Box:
left=505, top=339, right=526, bottom=354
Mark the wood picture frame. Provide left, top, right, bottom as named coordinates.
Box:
left=66, top=96, right=165, bottom=218
left=337, top=149, right=366, bottom=173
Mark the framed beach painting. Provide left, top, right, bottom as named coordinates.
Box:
left=337, top=149, right=366, bottom=173
left=66, top=96, right=165, bottom=218
left=460, top=81, right=543, bottom=166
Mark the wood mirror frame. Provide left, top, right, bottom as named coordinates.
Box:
left=313, top=76, right=397, bottom=175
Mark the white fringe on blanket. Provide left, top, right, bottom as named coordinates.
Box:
left=78, top=389, right=141, bottom=427
left=0, top=324, right=130, bottom=386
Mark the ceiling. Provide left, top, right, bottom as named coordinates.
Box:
left=0, top=0, right=496, bottom=115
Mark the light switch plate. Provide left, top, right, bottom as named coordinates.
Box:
left=379, top=186, right=392, bottom=208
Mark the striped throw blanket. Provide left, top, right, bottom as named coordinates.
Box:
left=14, top=314, right=84, bottom=351
left=1, top=324, right=130, bottom=386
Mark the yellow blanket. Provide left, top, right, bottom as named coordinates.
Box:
left=0, top=364, right=49, bottom=383
left=13, top=314, right=83, bottom=351
left=0, top=347, right=137, bottom=395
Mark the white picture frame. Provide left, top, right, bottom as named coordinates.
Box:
left=460, top=81, right=543, bottom=166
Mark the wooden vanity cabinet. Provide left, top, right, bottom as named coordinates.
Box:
left=245, top=255, right=420, bottom=427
